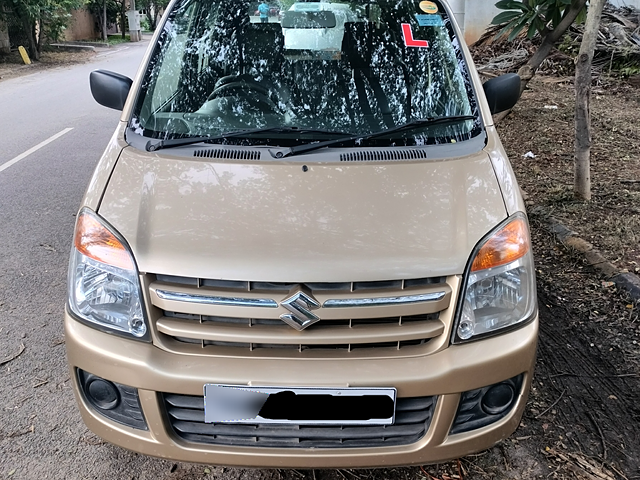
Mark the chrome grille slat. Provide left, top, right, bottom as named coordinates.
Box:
left=164, top=311, right=438, bottom=326
left=155, top=289, right=278, bottom=308
left=323, top=292, right=446, bottom=308
left=154, top=275, right=446, bottom=293
left=156, top=317, right=444, bottom=345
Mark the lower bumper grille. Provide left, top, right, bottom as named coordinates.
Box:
left=164, top=393, right=436, bottom=448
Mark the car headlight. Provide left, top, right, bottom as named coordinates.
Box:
left=453, top=213, right=537, bottom=343
left=67, top=208, right=148, bottom=340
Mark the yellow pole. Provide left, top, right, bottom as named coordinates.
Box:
left=18, top=46, right=31, bottom=65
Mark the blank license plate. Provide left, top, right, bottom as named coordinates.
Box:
left=204, top=385, right=396, bottom=425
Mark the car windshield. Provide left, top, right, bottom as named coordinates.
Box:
left=131, top=0, right=482, bottom=146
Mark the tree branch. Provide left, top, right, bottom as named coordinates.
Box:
left=494, top=0, right=588, bottom=123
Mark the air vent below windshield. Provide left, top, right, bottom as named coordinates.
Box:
left=340, top=150, right=428, bottom=162
left=193, top=149, right=261, bottom=160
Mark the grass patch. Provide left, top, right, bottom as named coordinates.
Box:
left=107, top=34, right=130, bottom=45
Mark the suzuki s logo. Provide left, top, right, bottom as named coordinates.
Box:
left=279, top=287, right=320, bottom=331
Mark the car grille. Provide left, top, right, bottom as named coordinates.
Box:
left=147, top=275, right=456, bottom=358
left=163, top=393, right=436, bottom=448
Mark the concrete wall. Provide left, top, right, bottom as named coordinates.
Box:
left=462, top=0, right=501, bottom=45
left=451, top=0, right=640, bottom=45
left=63, top=9, right=98, bottom=41
left=0, top=20, right=10, bottom=54
left=444, top=0, right=501, bottom=45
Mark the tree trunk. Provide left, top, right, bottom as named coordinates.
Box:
left=150, top=0, right=160, bottom=30
left=574, top=0, right=606, bottom=201
left=120, top=1, right=127, bottom=38
left=0, top=20, right=11, bottom=55
left=103, top=0, right=108, bottom=41
left=36, top=15, right=45, bottom=57
left=24, top=19, right=39, bottom=61
left=494, top=0, right=587, bottom=123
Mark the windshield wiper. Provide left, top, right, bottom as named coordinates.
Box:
left=145, top=127, right=352, bottom=152
left=279, top=116, right=476, bottom=158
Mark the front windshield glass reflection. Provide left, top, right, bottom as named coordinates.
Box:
left=131, top=0, right=481, bottom=146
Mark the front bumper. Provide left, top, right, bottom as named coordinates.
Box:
left=65, top=312, right=538, bottom=468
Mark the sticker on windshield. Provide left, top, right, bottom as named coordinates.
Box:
left=401, top=23, right=429, bottom=48
left=415, top=14, right=443, bottom=27
left=419, top=1, right=438, bottom=14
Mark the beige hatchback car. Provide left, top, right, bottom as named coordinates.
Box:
left=66, top=0, right=538, bottom=468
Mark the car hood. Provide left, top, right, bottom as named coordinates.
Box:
left=98, top=147, right=507, bottom=282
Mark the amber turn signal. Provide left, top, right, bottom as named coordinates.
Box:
left=471, top=217, right=530, bottom=272
left=74, top=211, right=134, bottom=270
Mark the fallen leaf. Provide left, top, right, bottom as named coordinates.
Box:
left=0, top=344, right=26, bottom=366
left=204, top=467, right=211, bottom=474
left=40, top=243, right=56, bottom=252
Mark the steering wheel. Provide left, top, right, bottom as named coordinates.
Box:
left=207, top=75, right=280, bottom=112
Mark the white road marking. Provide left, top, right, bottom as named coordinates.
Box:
left=0, top=128, right=74, bottom=174
left=96, top=46, right=130, bottom=58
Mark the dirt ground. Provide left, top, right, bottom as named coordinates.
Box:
left=502, top=78, right=640, bottom=273
left=0, top=49, right=96, bottom=82
left=1, top=46, right=639, bottom=480
left=489, top=76, right=640, bottom=480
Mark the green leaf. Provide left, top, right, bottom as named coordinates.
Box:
left=495, top=0, right=528, bottom=11
left=550, top=7, right=562, bottom=28
left=527, top=16, right=539, bottom=38
left=495, top=0, right=517, bottom=9
left=499, top=19, right=521, bottom=40
left=575, top=5, right=587, bottom=24
left=495, top=22, right=513, bottom=40
left=507, top=12, right=533, bottom=41
left=491, top=10, right=523, bottom=25
left=530, top=15, right=547, bottom=37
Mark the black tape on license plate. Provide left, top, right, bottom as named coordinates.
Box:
left=204, top=385, right=396, bottom=425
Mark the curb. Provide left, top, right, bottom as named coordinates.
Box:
left=530, top=207, right=640, bottom=304
left=49, top=43, right=98, bottom=52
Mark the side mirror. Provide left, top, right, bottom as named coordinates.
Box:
left=483, top=73, right=521, bottom=115
left=90, top=70, right=133, bottom=111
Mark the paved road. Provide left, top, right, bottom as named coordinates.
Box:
left=0, top=41, right=217, bottom=480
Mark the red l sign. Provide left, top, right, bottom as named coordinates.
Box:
left=401, top=23, right=429, bottom=48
